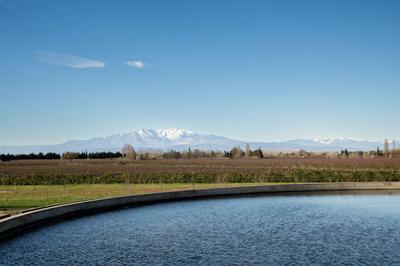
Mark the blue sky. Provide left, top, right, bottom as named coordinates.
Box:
left=0, top=0, right=399, bottom=145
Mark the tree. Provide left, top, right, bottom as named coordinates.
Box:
left=229, top=146, right=244, bottom=159
left=252, top=148, right=264, bottom=159
left=245, top=144, right=251, bottom=158
left=384, top=139, right=390, bottom=157
left=62, top=152, right=80, bottom=160
left=121, top=144, right=137, bottom=160
left=162, top=150, right=182, bottom=159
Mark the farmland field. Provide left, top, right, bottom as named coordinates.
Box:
left=1, top=158, right=400, bottom=213
left=1, top=158, right=400, bottom=184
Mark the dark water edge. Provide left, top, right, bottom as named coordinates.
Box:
left=2, top=192, right=400, bottom=265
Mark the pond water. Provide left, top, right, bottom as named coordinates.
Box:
left=2, top=193, right=400, bottom=265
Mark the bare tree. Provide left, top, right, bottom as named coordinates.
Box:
left=384, top=139, right=389, bottom=157
left=245, top=143, right=251, bottom=158
left=121, top=144, right=137, bottom=160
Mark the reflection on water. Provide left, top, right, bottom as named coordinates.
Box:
left=2, top=193, right=400, bottom=265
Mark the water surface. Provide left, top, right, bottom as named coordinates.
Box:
left=2, top=194, right=400, bottom=265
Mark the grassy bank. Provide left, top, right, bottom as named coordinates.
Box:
left=0, top=183, right=279, bottom=211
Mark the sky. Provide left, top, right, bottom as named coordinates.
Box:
left=0, top=0, right=399, bottom=145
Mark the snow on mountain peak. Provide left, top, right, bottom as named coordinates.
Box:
left=156, top=128, right=193, bottom=139
left=136, top=129, right=153, bottom=137
left=312, top=137, right=362, bottom=145
left=112, top=128, right=195, bottom=141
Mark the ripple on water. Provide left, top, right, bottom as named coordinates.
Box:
left=2, top=194, right=400, bottom=265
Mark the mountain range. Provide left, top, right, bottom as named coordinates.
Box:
left=0, top=128, right=393, bottom=154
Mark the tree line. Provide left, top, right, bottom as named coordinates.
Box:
left=0, top=145, right=264, bottom=161
left=0, top=151, right=123, bottom=161
left=0, top=152, right=61, bottom=161
left=61, top=151, right=123, bottom=160
left=121, top=144, right=264, bottom=160
left=1, top=145, right=398, bottom=162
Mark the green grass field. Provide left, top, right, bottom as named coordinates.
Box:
left=0, top=182, right=281, bottom=212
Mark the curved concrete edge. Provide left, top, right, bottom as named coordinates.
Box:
left=1, top=182, right=400, bottom=241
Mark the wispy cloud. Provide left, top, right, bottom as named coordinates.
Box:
left=34, top=51, right=105, bottom=69
left=125, top=60, right=148, bottom=69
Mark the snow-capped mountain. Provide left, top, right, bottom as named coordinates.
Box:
left=253, top=138, right=385, bottom=152
left=0, top=129, right=242, bottom=154
left=58, top=128, right=240, bottom=152
left=0, top=128, right=394, bottom=154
